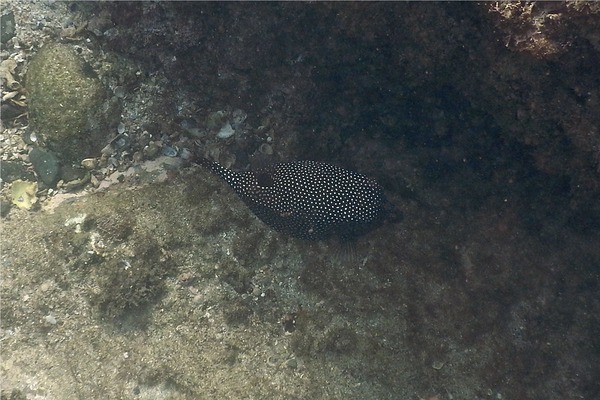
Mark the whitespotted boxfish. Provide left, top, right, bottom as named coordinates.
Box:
left=199, top=158, right=401, bottom=241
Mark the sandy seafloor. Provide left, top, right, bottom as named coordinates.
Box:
left=1, top=2, right=599, bottom=399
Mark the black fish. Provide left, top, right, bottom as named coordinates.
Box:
left=199, top=159, right=400, bottom=241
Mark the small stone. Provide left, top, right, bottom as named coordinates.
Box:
left=111, top=134, right=129, bottom=151
left=162, top=146, right=177, bottom=157
left=29, top=147, right=60, bottom=186
left=0, top=11, right=16, bottom=44
left=217, top=121, right=235, bottom=139
left=44, top=314, right=57, bottom=325
left=22, top=130, right=38, bottom=145
left=113, top=86, right=126, bottom=98
left=81, top=158, right=99, bottom=170
left=432, top=360, right=445, bottom=370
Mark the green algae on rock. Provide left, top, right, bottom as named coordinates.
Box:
left=26, top=43, right=120, bottom=162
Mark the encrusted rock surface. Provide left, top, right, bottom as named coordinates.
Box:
left=1, top=2, right=599, bottom=399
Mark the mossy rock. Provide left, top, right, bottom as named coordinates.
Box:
left=26, top=43, right=120, bottom=162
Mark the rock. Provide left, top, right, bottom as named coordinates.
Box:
left=81, top=158, right=99, bottom=170
left=26, top=43, right=121, bottom=162
left=29, top=147, right=60, bottom=186
left=216, top=121, right=235, bottom=139
left=0, top=11, right=15, bottom=44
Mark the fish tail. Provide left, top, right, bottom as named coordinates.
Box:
left=195, top=156, right=216, bottom=170
left=195, top=156, right=231, bottom=181
left=197, top=157, right=220, bottom=173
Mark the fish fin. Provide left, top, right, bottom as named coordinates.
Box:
left=194, top=156, right=223, bottom=176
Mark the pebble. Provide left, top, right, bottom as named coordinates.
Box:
left=216, top=121, right=235, bottom=139
left=259, top=143, right=273, bottom=155
left=113, top=86, right=125, bottom=98
left=432, top=360, right=445, bottom=370
left=29, top=147, right=60, bottom=186
left=22, top=130, right=37, bottom=145
left=162, top=146, right=177, bottom=157
left=81, top=158, right=98, bottom=170
left=112, top=134, right=129, bottom=151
